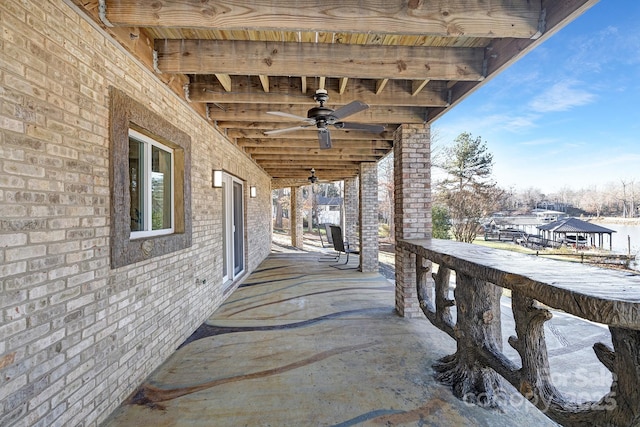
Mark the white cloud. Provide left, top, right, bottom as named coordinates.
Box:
left=529, top=80, right=596, bottom=113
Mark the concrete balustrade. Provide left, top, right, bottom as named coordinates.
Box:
left=398, top=238, right=640, bottom=427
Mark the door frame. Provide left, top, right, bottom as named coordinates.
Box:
left=221, top=173, right=245, bottom=284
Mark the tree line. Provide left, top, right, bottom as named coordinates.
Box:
left=273, top=131, right=639, bottom=242
left=377, top=132, right=640, bottom=243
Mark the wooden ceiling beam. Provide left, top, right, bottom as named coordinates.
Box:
left=268, top=168, right=359, bottom=174
left=155, top=40, right=485, bottom=81
left=189, top=78, right=447, bottom=107
left=103, top=0, right=541, bottom=39
left=221, top=123, right=397, bottom=138
left=234, top=137, right=393, bottom=149
left=428, top=0, right=600, bottom=123
left=251, top=154, right=383, bottom=162
left=272, top=177, right=357, bottom=189
left=208, top=104, right=426, bottom=123
left=261, top=162, right=362, bottom=170
left=269, top=173, right=358, bottom=180
left=245, top=147, right=386, bottom=156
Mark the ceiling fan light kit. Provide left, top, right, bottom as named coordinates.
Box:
left=308, top=168, right=318, bottom=184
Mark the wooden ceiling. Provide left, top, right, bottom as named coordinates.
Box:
left=72, top=0, right=597, bottom=187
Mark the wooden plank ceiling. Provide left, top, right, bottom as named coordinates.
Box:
left=73, top=0, right=597, bottom=187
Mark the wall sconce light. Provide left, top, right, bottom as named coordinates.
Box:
left=212, top=170, right=222, bottom=188
left=250, top=186, right=257, bottom=198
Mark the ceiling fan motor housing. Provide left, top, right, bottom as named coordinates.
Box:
left=307, top=106, right=334, bottom=121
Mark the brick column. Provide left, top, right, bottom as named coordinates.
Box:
left=394, top=124, right=432, bottom=318
left=343, top=177, right=358, bottom=247
left=290, top=186, right=303, bottom=249
left=359, top=163, right=378, bottom=272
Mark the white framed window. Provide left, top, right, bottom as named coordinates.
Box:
left=128, top=129, right=174, bottom=239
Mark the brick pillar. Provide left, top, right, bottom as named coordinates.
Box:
left=359, top=163, right=378, bottom=272
left=290, top=186, right=303, bottom=249
left=343, top=177, right=358, bottom=247
left=394, top=124, right=432, bottom=318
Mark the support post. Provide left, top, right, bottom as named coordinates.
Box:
left=359, top=163, right=378, bottom=272
left=394, top=124, right=432, bottom=317
left=343, top=177, right=358, bottom=247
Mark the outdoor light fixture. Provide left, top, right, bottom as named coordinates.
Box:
left=250, top=186, right=257, bottom=198
left=308, top=168, right=318, bottom=184
left=212, top=170, right=222, bottom=188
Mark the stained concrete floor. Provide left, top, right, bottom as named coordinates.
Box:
left=101, top=243, right=569, bottom=426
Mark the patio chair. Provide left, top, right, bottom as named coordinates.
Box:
left=318, top=223, right=335, bottom=248
left=329, top=225, right=358, bottom=267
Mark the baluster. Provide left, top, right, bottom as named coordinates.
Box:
left=594, top=327, right=640, bottom=425
left=433, top=265, right=454, bottom=336
left=508, top=292, right=561, bottom=406
left=433, top=271, right=504, bottom=407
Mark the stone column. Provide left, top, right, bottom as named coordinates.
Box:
left=359, top=163, right=378, bottom=272
left=343, top=177, right=358, bottom=248
left=290, top=186, right=303, bottom=249
left=394, top=124, right=432, bottom=317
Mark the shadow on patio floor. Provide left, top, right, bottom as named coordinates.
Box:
left=102, top=248, right=558, bottom=426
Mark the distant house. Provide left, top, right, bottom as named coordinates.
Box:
left=531, top=209, right=569, bottom=222
left=317, top=196, right=343, bottom=225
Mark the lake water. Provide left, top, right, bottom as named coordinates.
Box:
left=597, top=222, right=640, bottom=270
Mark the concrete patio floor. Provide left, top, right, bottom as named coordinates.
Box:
left=101, top=241, right=564, bottom=426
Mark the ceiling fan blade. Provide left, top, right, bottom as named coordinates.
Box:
left=264, top=125, right=314, bottom=136
left=266, top=111, right=314, bottom=123
left=334, top=122, right=385, bottom=133
left=330, top=101, right=369, bottom=121
left=318, top=129, right=332, bottom=149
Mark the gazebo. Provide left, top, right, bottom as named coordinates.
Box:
left=537, top=217, right=616, bottom=250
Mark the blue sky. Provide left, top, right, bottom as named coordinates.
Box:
left=432, top=1, right=640, bottom=194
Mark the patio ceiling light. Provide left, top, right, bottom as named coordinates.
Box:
left=308, top=168, right=317, bottom=184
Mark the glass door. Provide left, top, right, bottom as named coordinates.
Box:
left=222, top=174, right=245, bottom=283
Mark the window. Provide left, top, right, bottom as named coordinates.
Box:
left=129, top=129, right=174, bottom=238
left=109, top=87, right=191, bottom=268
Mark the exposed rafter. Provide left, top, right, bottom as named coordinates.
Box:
left=188, top=78, right=447, bottom=107
left=207, top=104, right=426, bottom=124
left=72, top=0, right=599, bottom=185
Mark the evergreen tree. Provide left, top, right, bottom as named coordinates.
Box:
left=436, top=132, right=503, bottom=243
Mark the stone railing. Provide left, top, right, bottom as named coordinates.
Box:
left=397, top=238, right=640, bottom=427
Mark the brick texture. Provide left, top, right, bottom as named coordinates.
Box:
left=359, top=163, right=378, bottom=273
left=0, top=1, right=272, bottom=426
left=343, top=177, right=358, bottom=247
left=393, top=124, right=432, bottom=318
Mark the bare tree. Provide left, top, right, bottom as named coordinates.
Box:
left=273, top=188, right=287, bottom=229
left=378, top=153, right=395, bottom=241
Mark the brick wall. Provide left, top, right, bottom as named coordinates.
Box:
left=359, top=163, right=378, bottom=272
left=343, top=177, right=358, bottom=247
left=393, top=124, right=432, bottom=317
left=0, top=1, right=272, bottom=426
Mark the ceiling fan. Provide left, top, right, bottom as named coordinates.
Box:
left=264, top=89, right=385, bottom=149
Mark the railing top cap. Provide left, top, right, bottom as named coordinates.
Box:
left=398, top=238, right=640, bottom=329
